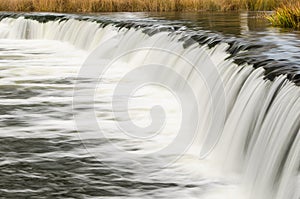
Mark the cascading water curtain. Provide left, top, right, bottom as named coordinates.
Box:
left=0, top=16, right=299, bottom=199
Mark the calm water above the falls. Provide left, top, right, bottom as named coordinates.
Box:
left=93, top=11, right=300, bottom=64
left=0, top=12, right=299, bottom=199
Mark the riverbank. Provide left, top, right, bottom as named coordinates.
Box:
left=0, top=0, right=299, bottom=12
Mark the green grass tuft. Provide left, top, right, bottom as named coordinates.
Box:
left=267, top=3, right=300, bottom=29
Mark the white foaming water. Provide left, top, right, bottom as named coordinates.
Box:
left=0, top=16, right=299, bottom=199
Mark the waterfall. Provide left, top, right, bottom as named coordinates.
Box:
left=0, top=15, right=299, bottom=199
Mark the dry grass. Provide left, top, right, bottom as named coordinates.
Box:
left=0, top=0, right=299, bottom=12
left=267, top=3, right=300, bottom=29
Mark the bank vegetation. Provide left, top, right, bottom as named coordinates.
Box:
left=0, top=0, right=299, bottom=12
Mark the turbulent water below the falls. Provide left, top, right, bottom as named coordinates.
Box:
left=0, top=12, right=299, bottom=199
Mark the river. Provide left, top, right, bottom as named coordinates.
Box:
left=0, top=12, right=299, bottom=199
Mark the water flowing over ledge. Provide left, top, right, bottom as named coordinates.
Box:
left=0, top=12, right=299, bottom=85
left=0, top=13, right=299, bottom=199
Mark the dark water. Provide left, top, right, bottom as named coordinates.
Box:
left=0, top=12, right=299, bottom=198
left=94, top=11, right=300, bottom=65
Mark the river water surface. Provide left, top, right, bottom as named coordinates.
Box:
left=0, top=12, right=299, bottom=199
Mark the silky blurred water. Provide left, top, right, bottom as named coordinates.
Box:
left=0, top=12, right=299, bottom=198
left=0, top=39, right=226, bottom=198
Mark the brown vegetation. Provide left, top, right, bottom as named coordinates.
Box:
left=0, top=0, right=299, bottom=12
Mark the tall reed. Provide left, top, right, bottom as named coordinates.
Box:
left=0, top=0, right=299, bottom=12
left=267, top=3, right=300, bottom=29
